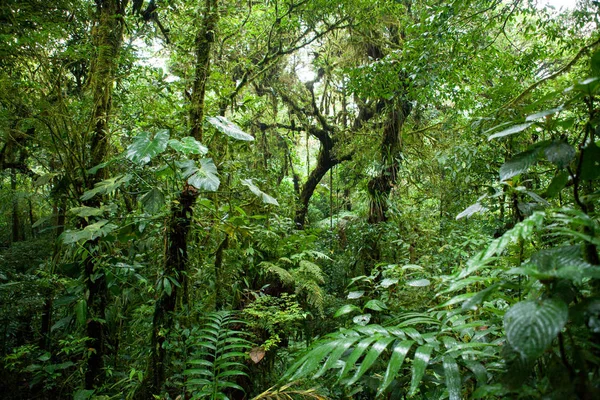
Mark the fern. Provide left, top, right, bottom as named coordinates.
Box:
left=282, top=312, right=497, bottom=398
left=184, top=311, right=252, bottom=400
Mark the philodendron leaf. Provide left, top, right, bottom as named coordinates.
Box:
left=488, top=122, right=534, bottom=140
left=408, top=344, right=434, bottom=396
left=168, top=137, right=208, bottom=155
left=544, top=140, right=575, bottom=169
left=61, top=220, right=118, bottom=244
left=207, top=116, right=254, bottom=141
left=126, top=129, right=170, bottom=164
left=81, top=174, right=131, bottom=201
left=179, top=158, right=220, bottom=191
left=241, top=179, right=279, bottom=206
left=141, top=187, right=165, bottom=214
left=504, top=298, right=568, bottom=361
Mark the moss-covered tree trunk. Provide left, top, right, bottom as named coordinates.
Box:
left=143, top=0, right=219, bottom=395
left=367, top=100, right=411, bottom=224
left=82, top=0, right=127, bottom=389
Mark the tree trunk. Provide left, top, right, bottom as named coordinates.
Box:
left=143, top=0, right=219, bottom=396
left=367, top=100, right=411, bottom=224
left=82, top=0, right=126, bottom=390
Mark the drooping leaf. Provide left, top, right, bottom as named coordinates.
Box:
left=61, top=220, right=118, bottom=244
left=525, top=107, right=563, bottom=121
left=521, top=245, right=599, bottom=282
left=500, top=146, right=545, bottom=181
left=141, top=187, right=165, bottom=214
left=443, top=355, right=461, bottom=400
left=456, top=203, right=488, bottom=220
left=126, top=130, right=170, bottom=164
left=544, top=140, right=575, bottom=169
left=545, top=171, right=569, bottom=198
left=580, top=141, right=600, bottom=180
left=408, top=344, right=434, bottom=396
left=377, top=340, right=414, bottom=396
left=81, top=174, right=131, bottom=201
left=346, top=336, right=395, bottom=385
left=75, top=299, right=87, bottom=326
left=168, top=137, right=208, bottom=155
left=241, top=178, right=279, bottom=206
left=207, top=116, right=254, bottom=141
left=504, top=298, right=568, bottom=361
left=488, top=122, right=534, bottom=140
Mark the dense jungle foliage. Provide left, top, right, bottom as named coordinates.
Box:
left=1, top=0, right=600, bottom=399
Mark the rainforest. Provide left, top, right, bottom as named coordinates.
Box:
left=1, top=0, right=600, bottom=399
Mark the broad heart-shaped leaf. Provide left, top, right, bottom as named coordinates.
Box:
left=443, top=355, right=461, bottom=400
left=456, top=202, right=487, bottom=220
left=500, top=142, right=551, bottom=181
left=207, top=116, right=254, bottom=141
left=81, top=174, right=131, bottom=201
left=141, top=187, right=165, bottom=214
left=544, top=140, right=575, bottom=169
left=377, top=340, right=414, bottom=396
left=168, top=137, right=208, bottom=155
left=488, top=122, right=534, bottom=141
left=408, top=344, right=434, bottom=396
left=241, top=179, right=279, bottom=206
left=179, top=158, right=220, bottom=191
left=580, top=141, right=600, bottom=181
left=504, top=298, right=568, bottom=361
left=126, top=129, right=170, bottom=164
left=523, top=245, right=599, bottom=282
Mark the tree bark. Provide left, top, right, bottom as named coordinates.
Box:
left=82, top=0, right=127, bottom=390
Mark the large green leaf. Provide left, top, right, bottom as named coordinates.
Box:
left=580, top=141, right=600, bottom=180
left=168, top=137, right=208, bottom=155
left=377, top=340, right=414, bottom=396
left=346, top=336, right=395, bottom=385
left=179, top=158, right=220, bottom=191
left=81, top=174, right=131, bottom=201
left=504, top=298, right=568, bottom=361
left=456, top=202, right=488, bottom=220
left=544, top=140, right=575, bottom=169
left=545, top=171, right=569, bottom=198
left=61, top=220, right=118, bottom=244
left=517, top=245, right=600, bottom=282
left=408, top=344, right=434, bottom=396
left=500, top=148, right=541, bottom=181
left=141, top=187, right=165, bottom=214
left=126, top=129, right=170, bottom=164
left=241, top=179, right=279, bottom=206
left=207, top=116, right=254, bottom=141
left=443, top=355, right=461, bottom=400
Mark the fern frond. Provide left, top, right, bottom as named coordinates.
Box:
left=252, top=381, right=328, bottom=400
left=296, top=260, right=325, bottom=284
left=184, top=311, right=251, bottom=400
left=283, top=320, right=492, bottom=397
left=261, top=262, right=295, bottom=285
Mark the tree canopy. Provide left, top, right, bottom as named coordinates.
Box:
left=1, top=0, right=600, bottom=399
